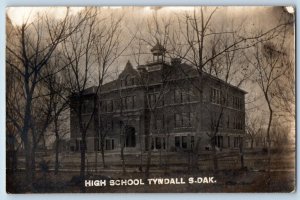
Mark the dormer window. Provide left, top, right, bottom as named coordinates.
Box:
left=131, top=77, right=135, bottom=85
left=122, top=75, right=135, bottom=87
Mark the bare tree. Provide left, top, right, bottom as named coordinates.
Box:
left=60, top=9, right=101, bottom=192
left=246, top=23, right=290, bottom=177
left=273, top=56, right=295, bottom=119
left=92, top=12, right=131, bottom=171
left=61, top=8, right=130, bottom=192
left=245, top=113, right=264, bottom=149
left=43, top=54, right=70, bottom=174
left=164, top=7, right=291, bottom=171
left=130, top=13, right=174, bottom=179
left=6, top=9, right=86, bottom=187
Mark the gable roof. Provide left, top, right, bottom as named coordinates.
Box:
left=118, top=60, right=140, bottom=79
left=83, top=60, right=247, bottom=95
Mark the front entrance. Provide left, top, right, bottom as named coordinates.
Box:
left=125, top=126, right=136, bottom=147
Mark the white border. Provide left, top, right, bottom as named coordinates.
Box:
left=0, top=1, right=298, bottom=200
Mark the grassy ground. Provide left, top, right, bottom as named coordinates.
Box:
left=7, top=150, right=295, bottom=193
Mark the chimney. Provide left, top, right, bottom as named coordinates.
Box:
left=137, top=65, right=147, bottom=73
left=171, top=58, right=182, bottom=66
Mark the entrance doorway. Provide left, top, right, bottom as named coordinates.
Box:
left=125, top=126, right=136, bottom=147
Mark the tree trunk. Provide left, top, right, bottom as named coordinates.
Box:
left=265, top=94, right=273, bottom=172
left=164, top=136, right=169, bottom=174
left=266, top=106, right=273, bottom=176
left=211, top=139, right=218, bottom=171
left=120, top=127, right=126, bottom=174
left=213, top=147, right=218, bottom=171
left=145, top=133, right=152, bottom=180
left=80, top=134, right=86, bottom=193
left=240, top=138, right=244, bottom=169
left=23, top=135, right=33, bottom=188
left=55, top=138, right=60, bottom=175
left=54, top=119, right=60, bottom=175
left=121, top=144, right=126, bottom=174
left=22, top=96, right=33, bottom=187
left=100, top=142, right=106, bottom=168
left=94, top=146, right=98, bottom=173
left=31, top=143, right=36, bottom=181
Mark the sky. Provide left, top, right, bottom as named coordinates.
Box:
left=7, top=6, right=294, bottom=26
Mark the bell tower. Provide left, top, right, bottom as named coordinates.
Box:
left=151, top=42, right=166, bottom=62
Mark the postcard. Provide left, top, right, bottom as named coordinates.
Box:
left=6, top=6, right=295, bottom=193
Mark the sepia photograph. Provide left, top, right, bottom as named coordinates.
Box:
left=5, top=6, right=295, bottom=193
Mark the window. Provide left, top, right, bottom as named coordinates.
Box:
left=162, top=115, right=165, bottom=129
left=127, top=96, right=133, bottom=109
left=148, top=93, right=155, bottom=106
left=156, top=119, right=163, bottom=130
left=120, top=96, right=136, bottom=110
left=107, top=120, right=112, bottom=130
left=132, top=96, right=136, bottom=108
left=191, top=136, right=195, bottom=148
left=145, top=137, right=150, bottom=151
left=233, top=116, right=243, bottom=130
left=107, top=100, right=113, bottom=112
left=155, top=137, right=161, bottom=149
left=228, top=136, right=231, bottom=147
left=227, top=116, right=230, bottom=128
left=101, top=101, right=107, bottom=112
left=175, top=113, right=193, bottom=128
left=101, top=119, right=109, bottom=130
left=122, top=97, right=127, bottom=110
left=175, top=114, right=181, bottom=127
left=125, top=76, right=129, bottom=86
left=114, top=99, right=120, bottom=110
left=75, top=140, right=79, bottom=151
left=174, top=89, right=182, bottom=103
left=122, top=75, right=136, bottom=86
left=148, top=93, right=162, bottom=107
left=189, top=113, right=194, bottom=126
left=82, top=99, right=93, bottom=113
left=214, top=136, right=223, bottom=148
left=234, top=137, right=240, bottom=148
left=162, top=137, right=166, bottom=149
left=125, top=126, right=136, bottom=147
left=151, top=138, right=154, bottom=150
left=174, top=88, right=191, bottom=103
left=105, top=139, right=115, bottom=150
left=211, top=88, right=221, bottom=104
left=182, top=136, right=187, bottom=149
left=233, top=96, right=242, bottom=110
left=182, top=113, right=189, bottom=127
left=79, top=140, right=87, bottom=151
left=182, top=89, right=191, bottom=103
left=211, top=113, right=223, bottom=129
left=175, top=136, right=180, bottom=148
left=174, top=136, right=189, bottom=149
left=222, top=93, right=228, bottom=105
